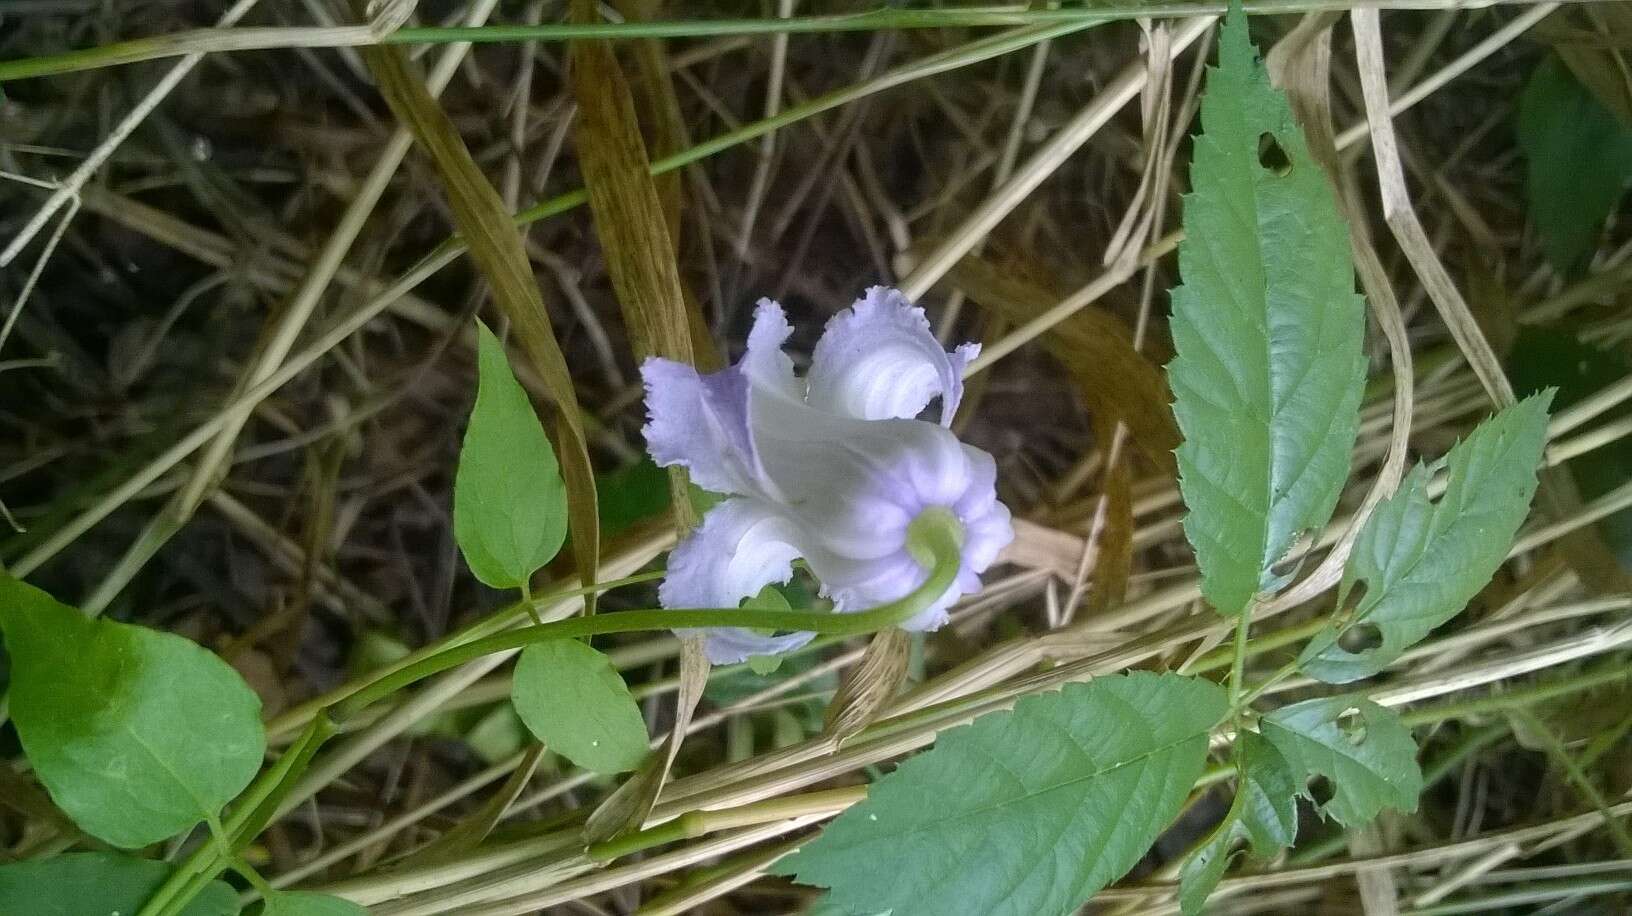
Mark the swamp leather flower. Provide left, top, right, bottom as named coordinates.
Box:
left=641, top=287, right=1013, bottom=664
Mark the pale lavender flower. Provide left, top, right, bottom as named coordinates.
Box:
left=641, top=287, right=1014, bottom=664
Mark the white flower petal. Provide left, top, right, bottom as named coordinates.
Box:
left=744, top=298, right=804, bottom=403
left=659, top=498, right=818, bottom=664
left=640, top=358, right=763, bottom=497
left=805, top=286, right=978, bottom=426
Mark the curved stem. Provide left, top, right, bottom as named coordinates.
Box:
left=337, top=512, right=964, bottom=718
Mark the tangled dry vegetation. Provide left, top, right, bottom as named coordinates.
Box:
left=2, top=0, right=1632, bottom=913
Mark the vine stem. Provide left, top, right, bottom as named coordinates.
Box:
left=263, top=569, right=661, bottom=741
left=336, top=510, right=966, bottom=719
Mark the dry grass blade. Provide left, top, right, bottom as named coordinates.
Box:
left=354, top=20, right=601, bottom=608
left=399, top=743, right=547, bottom=864
left=568, top=0, right=707, bottom=528
left=567, top=0, right=718, bottom=837
left=823, top=628, right=912, bottom=747
left=586, top=638, right=711, bottom=842
left=1350, top=8, right=1515, bottom=408
left=949, top=252, right=1179, bottom=475
left=1078, top=422, right=1136, bottom=616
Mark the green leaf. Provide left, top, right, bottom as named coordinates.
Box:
left=1298, top=392, right=1553, bottom=683
left=772, top=672, right=1228, bottom=916
left=804, top=896, right=891, bottom=916
left=252, top=890, right=369, bottom=916
left=1517, top=55, right=1632, bottom=274
left=0, top=576, right=265, bottom=848
left=1178, top=811, right=1235, bottom=916
left=454, top=321, right=569, bottom=589
left=0, top=852, right=238, bottom=916
left=511, top=639, right=649, bottom=773
left=1235, top=731, right=1299, bottom=854
left=1177, top=732, right=1297, bottom=915
left=1261, top=695, right=1422, bottom=828
left=1166, top=4, right=1368, bottom=618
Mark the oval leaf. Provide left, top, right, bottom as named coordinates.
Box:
left=1261, top=695, right=1422, bottom=829
left=773, top=672, right=1228, bottom=916
left=0, top=576, right=265, bottom=848
left=454, top=321, right=569, bottom=589
left=253, top=890, right=369, bottom=916
left=1167, top=4, right=1368, bottom=618
left=0, top=852, right=238, bottom=916
left=1298, top=392, right=1552, bottom=683
left=511, top=639, right=649, bottom=774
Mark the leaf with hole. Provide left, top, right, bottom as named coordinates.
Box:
left=772, top=672, right=1228, bottom=916
left=1178, top=731, right=1297, bottom=915
left=0, top=576, right=265, bottom=848
left=1517, top=55, right=1632, bottom=274
left=1298, top=392, right=1553, bottom=683
left=454, top=321, right=569, bottom=590
left=511, top=639, right=650, bottom=774
left=252, top=890, right=370, bottom=916
left=1261, top=695, right=1421, bottom=828
left=0, top=852, right=238, bottom=916
left=1166, top=3, right=1368, bottom=618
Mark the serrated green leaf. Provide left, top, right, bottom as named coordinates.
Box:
left=773, top=672, right=1228, bottom=916
left=1178, top=731, right=1296, bottom=915
left=1517, top=55, right=1632, bottom=274
left=0, top=576, right=265, bottom=848
left=1299, top=392, right=1553, bottom=683
left=511, top=639, right=649, bottom=774
left=252, top=890, right=369, bottom=916
left=1261, top=695, right=1421, bottom=828
left=1236, top=731, right=1298, bottom=854
left=454, top=321, right=568, bottom=590
left=0, top=852, right=238, bottom=916
left=1166, top=4, right=1368, bottom=618
left=1178, top=809, right=1236, bottom=916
